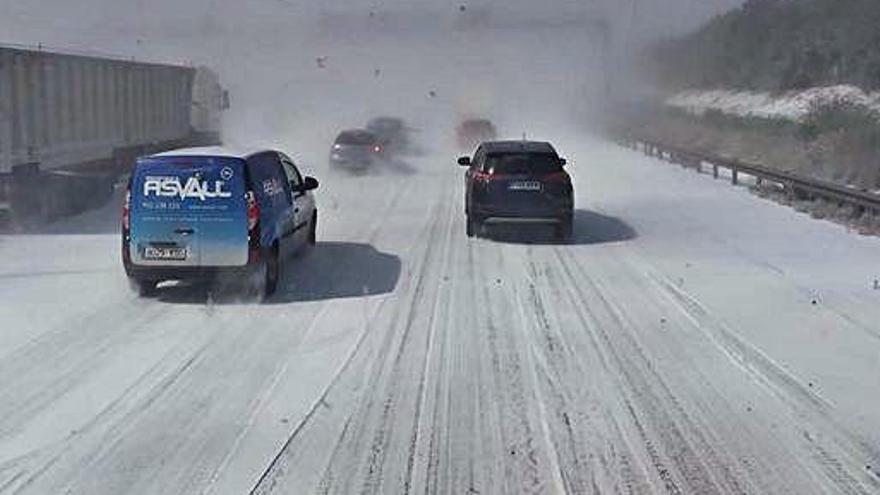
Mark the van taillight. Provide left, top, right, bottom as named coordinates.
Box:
left=473, top=171, right=492, bottom=182
left=246, top=191, right=260, bottom=232
left=122, top=189, right=131, bottom=231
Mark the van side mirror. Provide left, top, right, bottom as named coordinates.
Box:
left=559, top=158, right=567, bottom=166
left=293, top=177, right=319, bottom=192
left=458, top=156, right=471, bottom=167
left=302, top=176, right=319, bottom=191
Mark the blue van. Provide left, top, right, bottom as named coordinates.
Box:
left=122, top=147, right=319, bottom=297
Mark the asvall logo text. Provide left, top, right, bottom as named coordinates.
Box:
left=144, top=176, right=232, bottom=201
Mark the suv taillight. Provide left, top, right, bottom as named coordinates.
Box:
left=544, top=171, right=570, bottom=183
left=246, top=191, right=260, bottom=232
left=122, top=189, right=131, bottom=231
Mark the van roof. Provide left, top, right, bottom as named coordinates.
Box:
left=148, top=146, right=264, bottom=160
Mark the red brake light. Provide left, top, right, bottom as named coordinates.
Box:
left=246, top=191, right=260, bottom=232
left=122, top=189, right=131, bottom=231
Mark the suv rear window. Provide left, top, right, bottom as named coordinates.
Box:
left=486, top=153, right=562, bottom=175
left=336, top=131, right=377, bottom=145
left=462, top=120, right=494, bottom=131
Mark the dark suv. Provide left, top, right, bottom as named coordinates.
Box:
left=459, top=141, right=573, bottom=240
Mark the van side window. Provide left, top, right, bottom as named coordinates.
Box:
left=280, top=156, right=303, bottom=191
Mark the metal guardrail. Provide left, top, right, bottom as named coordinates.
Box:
left=620, top=136, right=880, bottom=214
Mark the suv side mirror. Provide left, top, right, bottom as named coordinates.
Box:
left=559, top=158, right=567, bottom=166
left=458, top=156, right=471, bottom=167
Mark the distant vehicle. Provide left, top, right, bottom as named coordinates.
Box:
left=329, top=130, right=385, bottom=171
left=456, top=118, right=497, bottom=151
left=366, top=117, right=409, bottom=154
left=459, top=141, right=573, bottom=240
left=123, top=147, right=319, bottom=297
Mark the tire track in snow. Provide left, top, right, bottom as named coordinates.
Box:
left=550, top=243, right=880, bottom=494
left=468, top=243, right=554, bottom=494
left=0, top=300, right=169, bottom=440
left=3, top=309, right=230, bottom=494
left=249, top=172, right=454, bottom=494
left=401, top=186, right=459, bottom=495
left=552, top=247, right=738, bottom=494
left=517, top=255, right=654, bottom=494
left=652, top=271, right=880, bottom=493
left=201, top=173, right=417, bottom=495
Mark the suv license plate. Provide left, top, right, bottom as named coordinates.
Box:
left=509, top=181, right=542, bottom=191
left=144, top=246, right=188, bottom=261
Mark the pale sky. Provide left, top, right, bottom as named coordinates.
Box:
left=0, top=0, right=748, bottom=146
left=0, top=0, right=745, bottom=60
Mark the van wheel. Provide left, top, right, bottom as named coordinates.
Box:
left=263, top=246, right=280, bottom=297
left=308, top=212, right=317, bottom=246
left=130, top=278, right=158, bottom=297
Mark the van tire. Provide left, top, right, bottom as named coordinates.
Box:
left=130, top=278, right=158, bottom=297
left=263, top=245, right=280, bottom=297
left=308, top=211, right=317, bottom=246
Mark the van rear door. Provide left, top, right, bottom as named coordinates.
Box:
left=129, top=156, right=248, bottom=267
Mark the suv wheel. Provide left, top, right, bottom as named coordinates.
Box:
left=466, top=214, right=478, bottom=238
left=555, top=215, right=573, bottom=242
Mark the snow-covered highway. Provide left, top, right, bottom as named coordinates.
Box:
left=2, top=136, right=880, bottom=494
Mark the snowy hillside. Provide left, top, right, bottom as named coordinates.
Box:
left=667, top=85, right=880, bottom=122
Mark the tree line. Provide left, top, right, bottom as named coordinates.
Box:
left=652, top=0, right=880, bottom=91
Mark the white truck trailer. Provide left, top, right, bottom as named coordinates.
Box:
left=0, top=45, right=227, bottom=224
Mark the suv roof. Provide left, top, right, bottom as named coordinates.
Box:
left=367, top=117, right=404, bottom=128
left=480, top=140, right=556, bottom=154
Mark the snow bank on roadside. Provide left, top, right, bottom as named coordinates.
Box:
left=667, top=85, right=880, bottom=122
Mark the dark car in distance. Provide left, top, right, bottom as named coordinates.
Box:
left=329, top=129, right=384, bottom=172
left=456, top=118, right=497, bottom=152
left=366, top=117, right=409, bottom=154
left=459, top=141, right=573, bottom=240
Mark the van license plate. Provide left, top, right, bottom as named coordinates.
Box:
left=509, top=181, right=542, bottom=191
left=144, top=246, right=188, bottom=261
